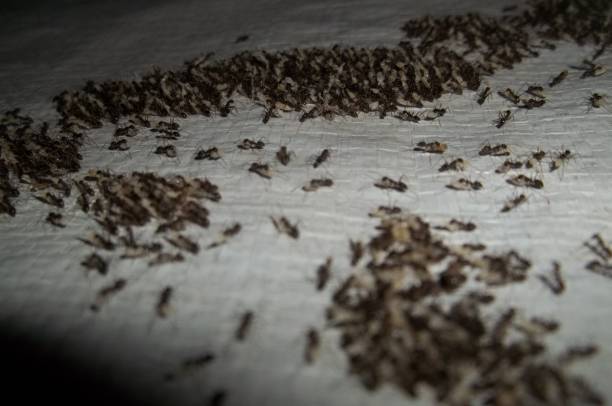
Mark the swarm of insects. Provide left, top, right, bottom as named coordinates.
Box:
left=413, top=141, right=447, bottom=154
left=374, top=176, right=407, bottom=192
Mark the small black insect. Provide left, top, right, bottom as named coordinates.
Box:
left=313, top=149, right=330, bottom=168
left=235, top=311, right=254, bottom=341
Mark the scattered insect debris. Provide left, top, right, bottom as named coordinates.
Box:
left=434, top=219, right=476, bottom=232
left=328, top=211, right=602, bottom=404
left=154, top=145, right=177, bottom=158
left=413, top=141, right=447, bottom=154
left=479, top=143, right=510, bottom=156
left=302, top=178, right=333, bottom=192
left=374, top=176, right=407, bottom=192
left=90, top=278, right=126, bottom=312
left=235, top=311, right=254, bottom=341
left=195, top=147, right=221, bottom=161
left=248, top=162, right=272, bottom=179
left=276, top=146, right=291, bottom=166
left=476, top=86, right=492, bottom=105
left=549, top=70, right=568, bottom=87
left=313, top=149, right=330, bottom=168
left=81, top=253, right=108, bottom=275
left=439, top=158, right=466, bottom=172
left=507, top=174, right=544, bottom=189
left=156, top=286, right=174, bottom=318
left=238, top=138, right=265, bottom=150
left=270, top=216, right=299, bottom=239
left=446, top=178, right=483, bottom=191
left=538, top=261, right=565, bottom=295
left=494, top=110, right=512, bottom=128
left=45, top=212, right=65, bottom=228
left=316, top=257, right=332, bottom=291
left=501, top=194, right=528, bottom=213
left=304, top=328, right=320, bottom=364
left=495, top=159, right=523, bottom=174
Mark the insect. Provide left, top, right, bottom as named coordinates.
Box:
left=90, top=279, right=126, bottom=312
left=248, top=162, right=272, bottom=179
left=549, top=70, right=568, bottom=87
left=585, top=260, right=612, bottom=278
left=313, top=149, right=330, bottom=168
left=374, top=176, right=407, bottom=192
left=495, top=159, right=523, bottom=174
left=479, top=144, right=510, bottom=156
left=270, top=216, right=299, bottom=239
left=589, top=93, right=607, bottom=109
left=549, top=149, right=572, bottom=172
left=422, top=107, right=446, bottom=121
left=34, top=192, right=64, bottom=208
left=559, top=345, right=599, bottom=364
left=438, top=158, right=466, bottom=172
left=477, top=86, right=492, bottom=105
left=262, top=107, right=279, bottom=124
left=79, top=233, right=115, bottom=250
left=518, top=98, right=546, bottom=109
left=165, top=234, right=199, bottom=255
left=109, top=139, right=129, bottom=151
left=501, top=194, right=527, bottom=212
left=462, top=243, right=487, bottom=252
left=349, top=240, right=364, bottom=266
left=583, top=233, right=611, bottom=262
left=148, top=252, right=185, bottom=267
left=219, top=100, right=235, bottom=117
left=434, top=219, right=476, bottom=232
left=537, top=261, right=565, bottom=295
left=81, top=253, right=108, bottom=275
left=237, top=138, right=265, bottom=150
left=235, top=34, right=249, bottom=43
left=446, top=178, right=483, bottom=191
left=395, top=111, right=420, bottom=122
left=368, top=206, right=401, bottom=218
left=580, top=60, right=607, bottom=79
left=526, top=85, right=545, bottom=99
left=207, top=223, right=242, bottom=249
left=235, top=311, right=254, bottom=341
left=195, top=147, right=221, bottom=161
left=276, top=146, right=291, bottom=165
left=316, top=257, right=332, bottom=291
left=413, top=141, right=447, bottom=154
left=497, top=88, right=521, bottom=104
left=304, top=328, right=320, bottom=364
left=302, top=178, right=333, bottom=192
left=121, top=242, right=163, bottom=259
left=494, top=110, right=512, bottom=128
left=164, top=352, right=215, bottom=381
left=46, top=212, right=65, bottom=227
left=156, top=286, right=174, bottom=318
left=506, top=175, right=543, bottom=189
left=154, top=145, right=177, bottom=158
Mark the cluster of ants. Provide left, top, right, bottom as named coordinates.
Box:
left=325, top=209, right=602, bottom=405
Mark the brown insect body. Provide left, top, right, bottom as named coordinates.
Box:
left=374, top=176, right=407, bottom=192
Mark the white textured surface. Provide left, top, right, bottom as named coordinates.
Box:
left=1, top=1, right=612, bottom=405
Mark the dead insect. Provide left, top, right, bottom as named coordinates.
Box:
left=549, top=70, right=568, bottom=87
left=434, top=219, right=476, bottom=232
left=108, top=139, right=129, bottom=151
left=156, top=286, right=174, bottom=318
left=302, top=178, right=333, bottom=192
left=422, top=107, right=446, bottom=120
left=207, top=223, right=242, bottom=249
left=276, top=146, right=291, bottom=165
left=395, top=111, right=420, bottom=122
left=439, top=158, right=466, bottom=172
left=368, top=206, right=401, bottom=218
left=154, top=145, right=177, bottom=158
left=374, top=176, right=407, bottom=192
left=235, top=34, right=249, bottom=43
left=304, top=328, right=320, bottom=364
left=584, top=233, right=611, bottom=262
left=413, top=141, right=447, bottom=154
left=195, top=147, right=221, bottom=161
left=165, top=234, right=199, bottom=255
left=235, top=311, right=254, bottom=341
left=550, top=149, right=572, bottom=172
left=494, top=110, right=512, bottom=128
left=538, top=261, right=565, bottom=295
left=526, top=85, right=545, bottom=99
left=519, top=98, right=546, bottom=109
left=34, top=192, right=64, bottom=208
left=506, top=174, right=543, bottom=189
left=237, top=138, right=264, bottom=150
left=589, top=93, right=607, bottom=109
left=79, top=233, right=115, bottom=250
left=313, top=149, right=330, bottom=168
left=90, top=279, right=126, bottom=312
left=479, top=143, right=510, bottom=156
left=497, top=88, right=521, bottom=104
left=349, top=240, right=364, bottom=266
left=148, top=252, right=185, bottom=266
left=248, top=162, right=272, bottom=179
left=316, top=257, right=332, bottom=291
left=580, top=60, right=607, bottom=79
left=262, top=107, right=279, bottom=123
left=501, top=194, right=527, bottom=213
left=477, top=86, right=492, bottom=105
left=46, top=212, right=65, bottom=228
left=81, top=253, right=108, bottom=275
left=446, top=178, right=483, bottom=191
left=270, top=216, right=299, bottom=239
left=495, top=159, right=523, bottom=174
